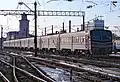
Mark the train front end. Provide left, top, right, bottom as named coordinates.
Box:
left=90, top=29, right=112, bottom=55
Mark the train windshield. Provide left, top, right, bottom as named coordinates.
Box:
left=91, top=30, right=112, bottom=42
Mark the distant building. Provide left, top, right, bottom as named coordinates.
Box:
left=85, top=19, right=104, bottom=31
left=6, top=13, right=30, bottom=40
left=19, top=13, right=29, bottom=38
left=6, top=31, right=19, bottom=40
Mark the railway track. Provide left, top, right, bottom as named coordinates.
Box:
left=27, top=56, right=120, bottom=81
left=0, top=72, right=10, bottom=82
left=5, top=49, right=120, bottom=64
left=0, top=51, right=55, bottom=82
left=23, top=51, right=120, bottom=68
left=3, top=50, right=120, bottom=82
left=2, top=49, right=120, bottom=81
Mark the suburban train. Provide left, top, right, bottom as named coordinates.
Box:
left=3, top=29, right=113, bottom=55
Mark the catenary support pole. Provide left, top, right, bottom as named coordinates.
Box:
left=1, top=25, right=3, bottom=50
left=63, top=22, right=64, bottom=32
left=45, top=27, right=46, bottom=35
left=69, top=20, right=71, bottom=33
left=83, top=15, right=85, bottom=31
left=52, top=25, right=53, bottom=34
left=34, top=2, right=37, bottom=57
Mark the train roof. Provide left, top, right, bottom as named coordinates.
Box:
left=91, top=29, right=112, bottom=32
left=40, top=31, right=88, bottom=38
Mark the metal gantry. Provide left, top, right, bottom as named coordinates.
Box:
left=0, top=10, right=33, bottom=15
left=38, top=10, right=85, bottom=16
left=0, top=9, right=85, bottom=16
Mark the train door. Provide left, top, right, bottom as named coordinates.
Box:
left=71, top=36, right=73, bottom=51
left=57, top=33, right=60, bottom=51
left=28, top=39, right=29, bottom=48
left=85, top=35, right=89, bottom=49
left=39, top=37, right=42, bottom=50
left=85, top=35, right=91, bottom=53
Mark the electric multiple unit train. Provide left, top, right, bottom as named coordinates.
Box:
left=3, top=29, right=113, bottom=55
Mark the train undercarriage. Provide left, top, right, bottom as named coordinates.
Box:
left=3, top=46, right=111, bottom=58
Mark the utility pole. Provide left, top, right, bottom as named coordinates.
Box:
left=69, top=20, right=71, bottom=33
left=52, top=25, right=53, bottom=34
left=45, top=27, right=46, bottom=35
left=1, top=25, right=3, bottom=50
left=63, top=22, right=64, bottom=32
left=83, top=15, right=85, bottom=31
left=34, top=2, right=37, bottom=57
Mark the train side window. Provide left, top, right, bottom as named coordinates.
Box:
left=45, top=40, right=47, bottom=43
left=64, top=37, right=66, bottom=43
left=82, top=37, right=84, bottom=42
left=66, top=37, right=68, bottom=43
left=77, top=36, right=79, bottom=43
left=74, top=37, right=76, bottom=43
left=65, top=38, right=66, bottom=43
left=68, top=37, right=71, bottom=43
left=73, top=37, right=75, bottom=43
left=62, top=38, right=64, bottom=43
left=63, top=38, right=65, bottom=43
left=64, top=38, right=66, bottom=43
left=50, top=39, right=52, bottom=43
left=68, top=37, right=70, bottom=43
left=75, top=37, right=77, bottom=43
left=65, top=37, right=66, bottom=43
left=81, top=37, right=82, bottom=43
left=53, top=40, right=54, bottom=43
left=79, top=37, right=81, bottom=43
left=61, top=38, right=62, bottom=43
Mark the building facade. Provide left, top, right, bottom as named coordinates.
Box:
left=6, top=13, right=30, bottom=40
left=19, top=13, right=29, bottom=38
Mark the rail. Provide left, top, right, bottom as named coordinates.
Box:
left=22, top=56, right=55, bottom=82
left=0, top=72, right=10, bottom=82
left=1, top=51, right=55, bottom=82
left=13, top=57, right=19, bottom=82
left=0, top=59, right=47, bottom=82
left=27, top=56, right=120, bottom=81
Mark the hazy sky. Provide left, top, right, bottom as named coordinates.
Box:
left=0, top=0, right=120, bottom=37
